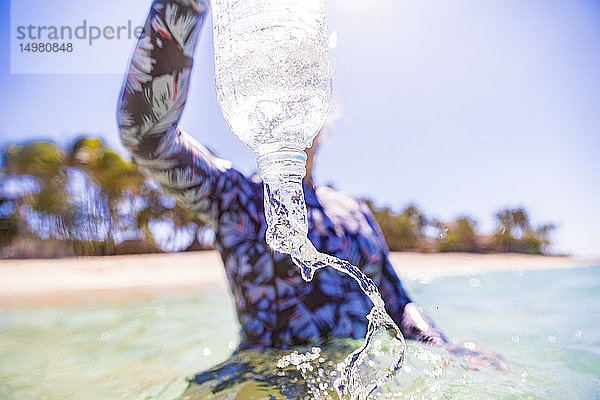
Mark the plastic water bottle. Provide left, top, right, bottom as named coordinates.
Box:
left=212, top=0, right=332, bottom=253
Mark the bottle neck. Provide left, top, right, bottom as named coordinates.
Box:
left=257, top=149, right=309, bottom=254
left=257, top=148, right=307, bottom=180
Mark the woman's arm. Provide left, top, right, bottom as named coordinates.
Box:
left=117, top=0, right=234, bottom=225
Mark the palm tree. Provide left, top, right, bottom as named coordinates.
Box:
left=366, top=201, right=428, bottom=251
left=68, top=137, right=144, bottom=253
left=135, top=179, right=204, bottom=252
left=491, top=208, right=554, bottom=254
left=2, top=141, right=76, bottom=242
left=436, top=217, right=480, bottom=253
left=69, top=136, right=205, bottom=253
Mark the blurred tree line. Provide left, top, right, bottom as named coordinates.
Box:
left=0, top=138, right=213, bottom=258
left=0, top=138, right=554, bottom=258
left=366, top=202, right=554, bottom=255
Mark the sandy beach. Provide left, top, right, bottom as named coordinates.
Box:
left=0, top=251, right=597, bottom=308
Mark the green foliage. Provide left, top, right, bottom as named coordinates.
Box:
left=3, top=141, right=65, bottom=179
left=366, top=200, right=554, bottom=255
left=69, top=137, right=141, bottom=200
left=367, top=202, right=427, bottom=251
left=2, top=141, right=74, bottom=243
left=436, top=217, right=480, bottom=253
left=0, top=137, right=209, bottom=257
left=490, top=208, right=554, bottom=254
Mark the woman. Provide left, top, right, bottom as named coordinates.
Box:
left=118, top=0, right=503, bottom=368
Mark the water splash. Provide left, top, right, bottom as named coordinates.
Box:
left=261, top=170, right=406, bottom=400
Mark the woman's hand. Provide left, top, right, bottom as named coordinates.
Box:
left=400, top=304, right=509, bottom=372
left=446, top=343, right=510, bottom=372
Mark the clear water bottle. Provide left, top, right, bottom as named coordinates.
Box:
left=212, top=0, right=332, bottom=253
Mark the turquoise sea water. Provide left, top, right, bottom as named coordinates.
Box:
left=1, top=266, right=598, bottom=399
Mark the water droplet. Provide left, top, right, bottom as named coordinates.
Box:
left=464, top=342, right=476, bottom=351
left=469, top=277, right=482, bottom=288
left=98, top=331, right=110, bottom=342
left=202, top=347, right=212, bottom=356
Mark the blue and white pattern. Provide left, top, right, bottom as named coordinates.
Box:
left=118, top=0, right=445, bottom=349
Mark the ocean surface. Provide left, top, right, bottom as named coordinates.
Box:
left=1, top=266, right=598, bottom=399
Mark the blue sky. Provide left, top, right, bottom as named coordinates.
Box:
left=0, top=0, right=599, bottom=255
